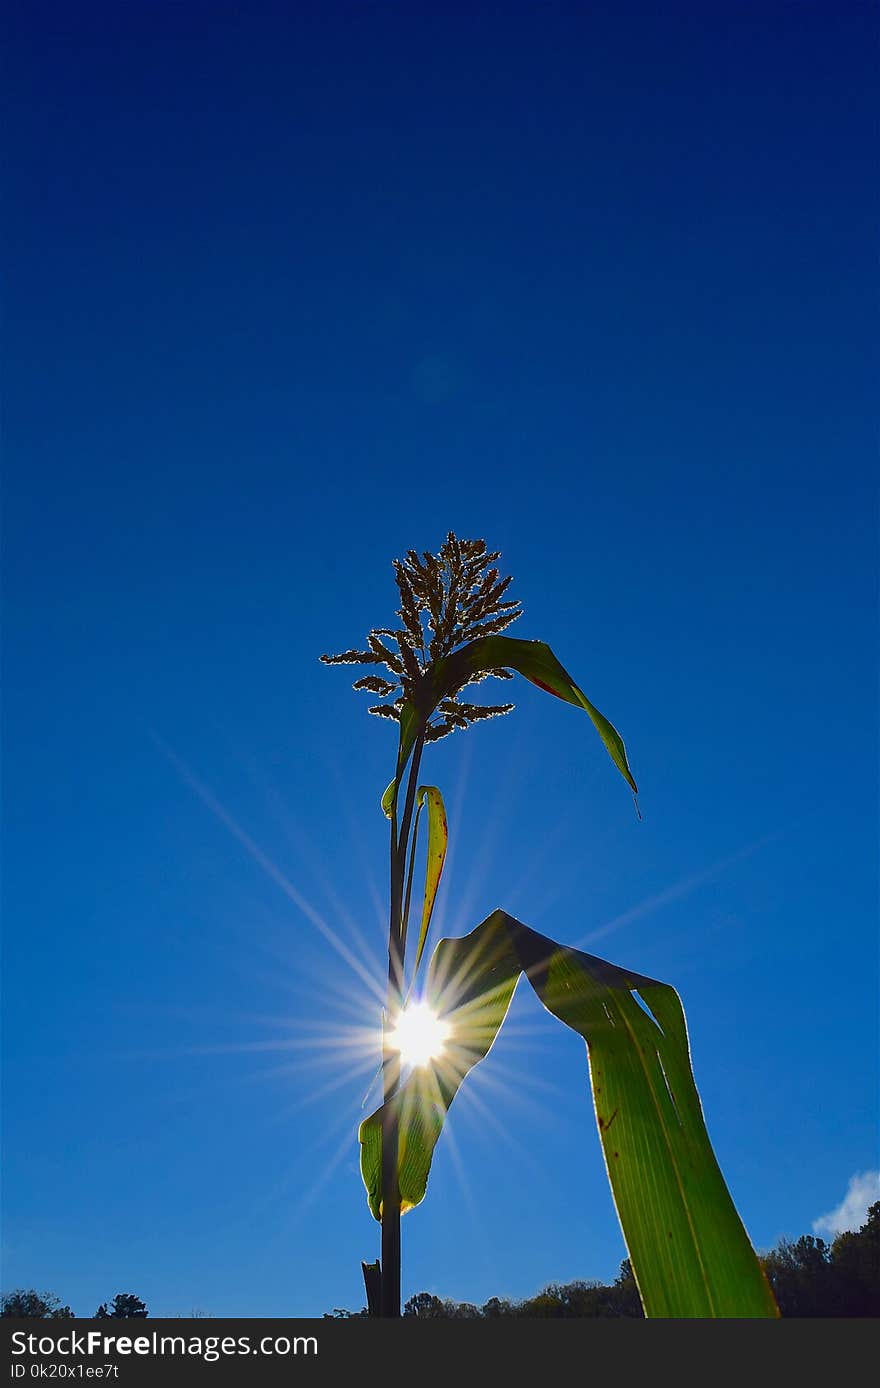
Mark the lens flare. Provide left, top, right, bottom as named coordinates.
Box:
left=389, top=1002, right=450, bottom=1068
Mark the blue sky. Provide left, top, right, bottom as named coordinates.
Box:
left=3, top=1, right=876, bottom=1317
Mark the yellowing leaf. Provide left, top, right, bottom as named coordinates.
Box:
left=411, top=786, right=447, bottom=981
left=381, top=778, right=397, bottom=818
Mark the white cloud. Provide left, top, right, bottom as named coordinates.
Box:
left=813, top=1171, right=880, bottom=1239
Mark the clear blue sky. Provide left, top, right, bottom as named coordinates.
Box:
left=3, top=1, right=876, bottom=1317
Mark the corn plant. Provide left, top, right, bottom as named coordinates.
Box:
left=321, top=534, right=777, bottom=1319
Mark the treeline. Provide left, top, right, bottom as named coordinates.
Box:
left=3, top=1205, right=877, bottom=1320
left=395, top=1260, right=641, bottom=1319
left=0, top=1292, right=147, bottom=1319
left=327, top=1202, right=880, bottom=1319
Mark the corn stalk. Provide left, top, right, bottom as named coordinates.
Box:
left=322, top=534, right=777, bottom=1319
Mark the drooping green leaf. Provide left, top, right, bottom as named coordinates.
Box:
left=508, top=916, right=778, bottom=1318
left=397, top=636, right=637, bottom=796
left=410, top=786, right=448, bottom=982
left=360, top=910, right=777, bottom=1319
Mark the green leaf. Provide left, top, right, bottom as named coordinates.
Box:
left=411, top=786, right=448, bottom=982
left=360, top=910, right=777, bottom=1319
left=397, top=636, right=637, bottom=796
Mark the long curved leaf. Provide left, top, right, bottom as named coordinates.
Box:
left=360, top=910, right=777, bottom=1319
left=397, top=636, right=637, bottom=796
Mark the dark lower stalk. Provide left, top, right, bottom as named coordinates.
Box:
left=361, top=1260, right=381, bottom=1317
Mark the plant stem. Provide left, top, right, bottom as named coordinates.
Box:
left=400, top=799, right=423, bottom=963
left=380, top=730, right=425, bottom=1317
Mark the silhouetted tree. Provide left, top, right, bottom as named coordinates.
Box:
left=830, top=1202, right=880, bottom=1317
left=608, top=1258, right=644, bottom=1317
left=481, top=1296, right=515, bottom=1317
left=447, top=1301, right=482, bottom=1319
left=518, top=1282, right=582, bottom=1318
left=758, top=1203, right=880, bottom=1317
left=403, top=1292, right=446, bottom=1318
left=1, top=1291, right=73, bottom=1319
left=760, top=1235, right=834, bottom=1317
left=95, top=1293, right=148, bottom=1318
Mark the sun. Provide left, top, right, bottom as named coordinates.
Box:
left=389, top=1001, right=450, bottom=1068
